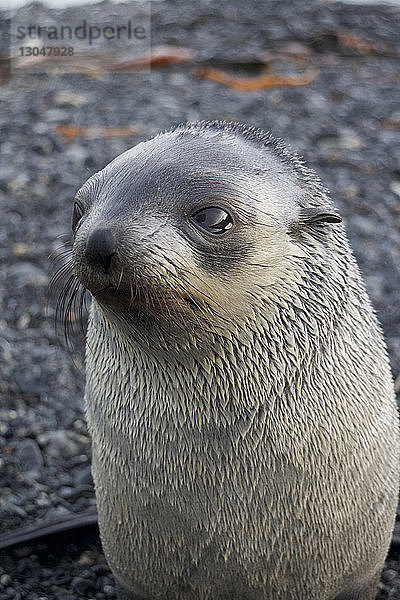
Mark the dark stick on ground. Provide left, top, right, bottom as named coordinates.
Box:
left=0, top=509, right=98, bottom=551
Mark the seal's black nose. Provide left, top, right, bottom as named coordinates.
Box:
left=86, top=228, right=116, bottom=273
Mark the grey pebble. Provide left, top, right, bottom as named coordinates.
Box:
left=0, top=504, right=27, bottom=518
left=58, top=486, right=75, bottom=500
left=37, top=430, right=80, bottom=458
left=74, top=466, right=93, bottom=487
left=3, top=590, right=18, bottom=599
left=36, top=497, right=50, bottom=508
left=71, top=576, right=96, bottom=594
left=64, top=144, right=90, bottom=164
left=16, top=439, right=43, bottom=475
left=42, top=108, right=71, bottom=122
left=382, top=569, right=398, bottom=583
left=7, top=263, right=48, bottom=288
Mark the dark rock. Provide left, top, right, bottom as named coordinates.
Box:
left=71, top=576, right=96, bottom=595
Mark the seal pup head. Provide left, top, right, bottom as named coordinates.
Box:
left=71, top=120, right=342, bottom=342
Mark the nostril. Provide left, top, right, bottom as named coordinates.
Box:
left=96, top=252, right=114, bottom=273
left=86, top=228, right=116, bottom=274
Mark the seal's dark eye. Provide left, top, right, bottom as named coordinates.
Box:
left=72, top=199, right=85, bottom=233
left=191, top=206, right=234, bottom=235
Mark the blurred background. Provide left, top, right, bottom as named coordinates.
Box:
left=0, top=0, right=399, bottom=597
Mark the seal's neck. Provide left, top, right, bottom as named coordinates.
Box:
left=86, top=276, right=309, bottom=420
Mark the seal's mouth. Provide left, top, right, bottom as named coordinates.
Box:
left=92, top=284, right=200, bottom=313
left=92, top=285, right=151, bottom=307
left=93, top=286, right=130, bottom=299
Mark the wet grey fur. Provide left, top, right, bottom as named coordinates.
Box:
left=72, top=121, right=400, bottom=600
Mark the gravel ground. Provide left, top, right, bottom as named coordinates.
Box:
left=0, top=0, right=399, bottom=597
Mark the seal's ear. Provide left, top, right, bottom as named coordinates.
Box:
left=308, top=212, right=342, bottom=225
left=290, top=208, right=342, bottom=236
left=299, top=208, right=342, bottom=227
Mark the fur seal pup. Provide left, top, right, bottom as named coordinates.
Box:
left=71, top=121, right=399, bottom=600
